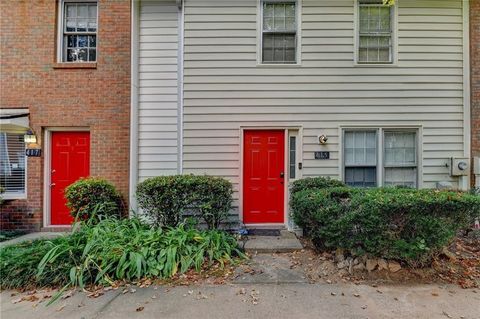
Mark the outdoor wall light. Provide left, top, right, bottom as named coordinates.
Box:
left=318, top=134, right=328, bottom=145
left=24, top=130, right=37, bottom=144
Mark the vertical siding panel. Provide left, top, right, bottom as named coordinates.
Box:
left=138, top=0, right=179, bottom=179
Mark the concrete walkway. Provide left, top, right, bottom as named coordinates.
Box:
left=2, top=283, right=478, bottom=319
left=241, top=230, right=303, bottom=254
left=0, top=232, right=66, bottom=248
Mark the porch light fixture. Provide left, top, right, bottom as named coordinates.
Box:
left=318, top=135, right=328, bottom=145
left=24, top=130, right=37, bottom=144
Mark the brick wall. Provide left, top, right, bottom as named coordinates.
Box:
left=0, top=0, right=131, bottom=231
left=472, top=0, right=480, bottom=186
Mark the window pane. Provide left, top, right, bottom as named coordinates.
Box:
left=345, top=167, right=377, bottom=187
left=88, top=35, right=96, bottom=47
left=78, top=5, right=88, bottom=18
left=289, top=136, right=296, bottom=179
left=0, top=133, right=26, bottom=195
left=77, top=19, right=87, bottom=32
left=66, top=19, right=76, bottom=32
left=344, top=131, right=376, bottom=166
left=88, top=4, right=97, bottom=18
left=66, top=4, right=76, bottom=17
left=263, top=34, right=296, bottom=63
left=384, top=168, right=416, bottom=187
left=78, top=35, right=88, bottom=47
left=384, top=132, right=416, bottom=166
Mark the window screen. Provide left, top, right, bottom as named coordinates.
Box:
left=63, top=2, right=97, bottom=62
left=384, top=131, right=417, bottom=187
left=0, top=133, right=26, bottom=196
left=262, top=2, right=296, bottom=64
left=344, top=131, right=377, bottom=187
left=358, top=0, right=393, bottom=63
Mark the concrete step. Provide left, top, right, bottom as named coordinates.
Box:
left=239, top=230, right=303, bottom=254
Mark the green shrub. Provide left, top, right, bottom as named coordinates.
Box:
left=291, top=187, right=480, bottom=265
left=291, top=177, right=345, bottom=194
left=0, top=218, right=244, bottom=294
left=65, top=177, right=122, bottom=221
left=136, top=175, right=233, bottom=229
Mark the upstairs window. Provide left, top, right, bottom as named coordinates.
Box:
left=0, top=133, right=26, bottom=198
left=358, top=0, right=393, bottom=63
left=262, top=2, right=297, bottom=64
left=61, top=2, right=97, bottom=62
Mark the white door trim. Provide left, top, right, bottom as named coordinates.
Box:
left=43, top=127, right=89, bottom=228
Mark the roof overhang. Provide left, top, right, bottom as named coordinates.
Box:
left=0, top=108, right=30, bottom=133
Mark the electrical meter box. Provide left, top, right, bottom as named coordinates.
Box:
left=450, top=158, right=470, bottom=176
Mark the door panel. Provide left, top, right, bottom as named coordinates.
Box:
left=243, top=130, right=285, bottom=224
left=50, top=132, right=90, bottom=225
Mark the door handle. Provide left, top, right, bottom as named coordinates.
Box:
left=280, top=172, right=284, bottom=178
left=50, top=183, right=56, bottom=187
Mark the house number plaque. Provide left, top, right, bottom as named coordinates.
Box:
left=314, top=151, right=330, bottom=160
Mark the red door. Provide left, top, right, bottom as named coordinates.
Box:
left=50, top=132, right=90, bottom=225
left=243, top=130, right=285, bottom=224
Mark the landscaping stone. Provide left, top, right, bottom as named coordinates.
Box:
left=377, top=259, right=388, bottom=271
left=366, top=259, right=378, bottom=272
left=334, top=248, right=345, bottom=262
left=388, top=261, right=402, bottom=273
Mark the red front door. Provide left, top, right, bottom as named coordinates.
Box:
left=50, top=132, right=90, bottom=225
left=243, top=130, right=285, bottom=224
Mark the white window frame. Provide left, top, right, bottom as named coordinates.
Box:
left=0, top=132, right=27, bottom=200
left=57, top=0, right=98, bottom=63
left=383, top=130, right=418, bottom=188
left=353, top=0, right=398, bottom=66
left=257, top=0, right=302, bottom=66
left=340, top=126, right=421, bottom=188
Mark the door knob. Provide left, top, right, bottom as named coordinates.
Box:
left=50, top=183, right=56, bottom=187
left=280, top=172, right=284, bottom=178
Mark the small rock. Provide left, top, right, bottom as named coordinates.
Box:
left=353, top=263, right=365, bottom=271
left=331, top=292, right=337, bottom=296
left=366, top=259, right=378, bottom=272
left=388, top=261, right=401, bottom=273
left=353, top=258, right=360, bottom=266
left=337, top=260, right=349, bottom=269
left=377, top=259, right=388, bottom=271
left=335, top=248, right=345, bottom=262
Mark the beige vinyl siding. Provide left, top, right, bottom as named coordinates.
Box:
left=182, top=0, right=467, bottom=204
left=138, top=0, right=179, bottom=180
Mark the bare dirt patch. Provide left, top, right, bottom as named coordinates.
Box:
left=288, top=233, right=480, bottom=288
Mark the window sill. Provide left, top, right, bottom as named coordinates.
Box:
left=256, top=63, right=302, bottom=68
left=53, top=62, right=97, bottom=69
left=353, top=62, right=398, bottom=68
left=1, top=193, right=27, bottom=201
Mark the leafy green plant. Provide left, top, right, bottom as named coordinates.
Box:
left=136, top=175, right=233, bottom=229
left=290, top=177, right=345, bottom=194
left=291, top=187, right=480, bottom=266
left=65, top=177, right=123, bottom=222
left=0, top=217, right=244, bottom=303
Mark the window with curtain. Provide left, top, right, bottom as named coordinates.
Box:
left=384, top=131, right=417, bottom=187
left=358, top=0, right=393, bottom=63
left=344, top=131, right=377, bottom=187
left=0, top=132, right=26, bottom=197
left=262, top=2, right=297, bottom=64
left=62, top=2, right=97, bottom=62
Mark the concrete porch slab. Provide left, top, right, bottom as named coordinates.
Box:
left=0, top=232, right=67, bottom=248
left=240, top=230, right=303, bottom=254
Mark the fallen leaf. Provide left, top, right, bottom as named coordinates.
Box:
left=353, top=293, right=360, bottom=298
left=136, top=306, right=144, bottom=312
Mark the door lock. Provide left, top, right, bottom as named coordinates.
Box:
left=280, top=172, right=284, bottom=178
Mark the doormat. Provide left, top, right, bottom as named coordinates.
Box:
left=247, top=229, right=281, bottom=236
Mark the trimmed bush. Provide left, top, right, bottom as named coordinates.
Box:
left=291, top=187, right=480, bottom=265
left=136, top=175, right=233, bottom=229
left=291, top=177, right=345, bottom=194
left=65, top=178, right=122, bottom=221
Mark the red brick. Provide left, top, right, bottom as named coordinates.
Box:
left=0, top=0, right=131, bottom=232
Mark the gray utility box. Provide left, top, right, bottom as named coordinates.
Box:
left=450, top=158, right=469, bottom=176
